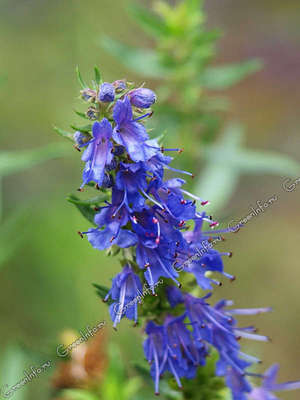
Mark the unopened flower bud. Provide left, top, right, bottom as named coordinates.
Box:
left=113, top=80, right=127, bottom=92
left=74, top=131, right=90, bottom=147
left=80, top=88, right=96, bottom=102
left=86, top=106, right=98, bottom=120
left=99, top=82, right=115, bottom=102
left=128, top=88, right=156, bottom=108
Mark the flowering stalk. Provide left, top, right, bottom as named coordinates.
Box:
left=57, top=69, right=300, bottom=400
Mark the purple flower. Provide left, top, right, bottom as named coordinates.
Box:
left=99, top=82, right=115, bottom=102
left=113, top=79, right=127, bottom=91
left=84, top=187, right=137, bottom=251
left=80, top=118, right=113, bottom=189
left=74, top=131, right=89, bottom=148
left=115, top=162, right=147, bottom=211
left=112, top=96, right=158, bottom=162
left=104, top=265, right=143, bottom=328
left=144, top=315, right=207, bottom=395
left=129, top=88, right=156, bottom=108
left=249, top=364, right=300, bottom=400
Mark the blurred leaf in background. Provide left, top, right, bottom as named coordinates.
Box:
left=0, top=142, right=70, bottom=267
left=101, top=0, right=300, bottom=215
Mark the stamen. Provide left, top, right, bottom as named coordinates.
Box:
left=132, top=112, right=152, bottom=122
left=140, top=189, right=164, bottom=209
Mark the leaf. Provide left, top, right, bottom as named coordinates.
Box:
left=76, top=66, right=87, bottom=89
left=67, top=194, right=109, bottom=206
left=234, top=149, right=300, bottom=177
left=74, top=110, right=89, bottom=120
left=0, top=345, right=29, bottom=400
left=200, top=59, right=262, bottom=90
left=70, top=123, right=93, bottom=133
left=94, top=66, right=102, bottom=85
left=194, top=162, right=239, bottom=214
left=67, top=194, right=97, bottom=225
left=61, top=389, right=99, bottom=400
left=53, top=125, right=74, bottom=141
left=0, top=208, right=30, bottom=268
left=0, top=142, right=69, bottom=178
left=92, top=283, right=113, bottom=305
left=128, top=4, right=168, bottom=38
left=101, top=36, right=168, bottom=78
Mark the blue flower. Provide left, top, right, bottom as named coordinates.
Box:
left=80, top=118, right=114, bottom=189
left=249, top=364, right=300, bottom=400
left=104, top=264, right=143, bottom=328
left=113, top=79, right=126, bottom=92
left=129, top=88, right=156, bottom=108
left=74, top=131, right=88, bottom=148
left=84, top=187, right=137, bottom=251
left=144, top=315, right=207, bottom=395
left=99, top=82, right=115, bottom=102
left=112, top=96, right=158, bottom=162
left=225, top=367, right=252, bottom=400
left=115, top=162, right=148, bottom=211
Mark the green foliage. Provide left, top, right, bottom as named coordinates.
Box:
left=76, top=65, right=87, bottom=89
left=195, top=123, right=300, bottom=213
left=0, top=142, right=69, bottom=177
left=61, top=389, right=100, bottom=400
left=101, top=345, right=142, bottom=400
left=94, top=66, right=102, bottom=85
left=93, top=283, right=114, bottom=305
left=199, top=60, right=263, bottom=90
left=0, top=209, right=30, bottom=269
left=101, top=0, right=299, bottom=216
left=0, top=346, right=29, bottom=400
left=101, top=36, right=167, bottom=78
left=67, top=194, right=104, bottom=225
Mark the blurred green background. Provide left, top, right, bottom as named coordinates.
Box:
left=0, top=0, right=299, bottom=399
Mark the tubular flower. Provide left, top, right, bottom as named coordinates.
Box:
left=67, top=75, right=300, bottom=399
left=249, top=365, right=300, bottom=400
left=104, top=264, right=143, bottom=328
left=99, top=82, right=115, bottom=102
left=112, top=96, right=158, bottom=162
left=80, top=118, right=113, bottom=189
left=128, top=88, right=156, bottom=108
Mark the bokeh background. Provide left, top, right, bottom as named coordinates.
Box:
left=0, top=0, right=299, bottom=399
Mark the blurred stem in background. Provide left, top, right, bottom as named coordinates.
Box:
left=101, top=0, right=300, bottom=215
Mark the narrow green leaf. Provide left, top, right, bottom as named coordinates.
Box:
left=235, top=149, right=300, bottom=177
left=61, top=389, right=99, bottom=400
left=94, top=66, right=102, bottom=85
left=128, top=4, right=168, bottom=38
left=0, top=142, right=69, bottom=177
left=53, top=125, right=74, bottom=141
left=68, top=194, right=97, bottom=225
left=0, top=209, right=30, bottom=268
left=74, top=110, right=89, bottom=120
left=200, top=59, right=263, bottom=90
left=0, top=346, right=29, bottom=400
left=76, top=65, right=87, bottom=89
left=67, top=194, right=109, bottom=206
left=101, top=36, right=168, bottom=78
left=70, top=123, right=93, bottom=133
left=92, top=283, right=113, bottom=305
